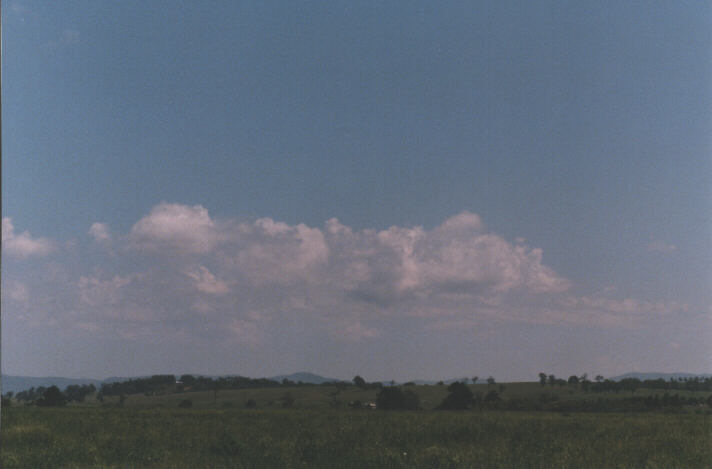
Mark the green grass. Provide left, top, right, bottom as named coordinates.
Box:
left=3, top=406, right=711, bottom=468
left=4, top=383, right=711, bottom=467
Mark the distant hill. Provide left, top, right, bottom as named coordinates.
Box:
left=610, top=372, right=712, bottom=381
left=1, top=372, right=343, bottom=394
left=268, top=372, right=342, bottom=384
left=13, top=371, right=707, bottom=394
left=2, top=376, right=103, bottom=394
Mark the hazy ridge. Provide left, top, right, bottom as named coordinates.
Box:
left=3, top=371, right=710, bottom=394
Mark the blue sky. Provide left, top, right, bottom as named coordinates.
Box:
left=2, top=1, right=711, bottom=381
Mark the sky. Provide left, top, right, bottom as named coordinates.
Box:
left=2, top=1, right=711, bottom=382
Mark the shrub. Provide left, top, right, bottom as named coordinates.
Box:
left=178, top=399, right=192, bottom=408
left=36, top=386, right=66, bottom=407
left=376, top=387, right=420, bottom=410
left=438, top=382, right=474, bottom=410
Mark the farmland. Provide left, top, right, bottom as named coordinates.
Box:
left=2, top=382, right=711, bottom=468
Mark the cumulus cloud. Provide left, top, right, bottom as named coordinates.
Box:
left=324, top=212, right=569, bottom=305
left=185, top=266, right=229, bottom=295
left=130, top=203, right=222, bottom=253
left=126, top=206, right=565, bottom=302
left=88, top=222, right=111, bottom=243
left=2, top=218, right=54, bottom=258
left=14, top=203, right=692, bottom=349
left=78, top=274, right=133, bottom=307
left=123, top=205, right=569, bottom=314
left=216, top=218, right=330, bottom=286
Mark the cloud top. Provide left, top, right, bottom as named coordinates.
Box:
left=130, top=203, right=221, bottom=253
left=88, top=222, right=111, bottom=243
left=8, top=203, right=686, bottom=351
left=2, top=218, right=53, bottom=258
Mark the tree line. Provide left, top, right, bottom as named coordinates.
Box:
left=4, top=384, right=97, bottom=407
left=537, top=372, right=712, bottom=393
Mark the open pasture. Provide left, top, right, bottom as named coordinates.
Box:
left=3, top=405, right=710, bottom=468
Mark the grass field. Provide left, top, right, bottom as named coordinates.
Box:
left=3, top=407, right=711, bottom=468
left=3, top=384, right=711, bottom=468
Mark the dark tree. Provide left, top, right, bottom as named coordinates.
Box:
left=36, top=386, right=66, bottom=407
left=472, top=376, right=479, bottom=384
left=180, top=374, right=196, bottom=385
left=438, top=382, right=474, bottom=410
left=353, top=375, right=367, bottom=388
left=376, top=387, right=420, bottom=410
left=539, top=373, right=548, bottom=386
left=548, top=374, right=556, bottom=386
left=487, top=376, right=496, bottom=385
left=65, top=384, right=96, bottom=403
left=568, top=375, right=579, bottom=387
left=581, top=379, right=591, bottom=393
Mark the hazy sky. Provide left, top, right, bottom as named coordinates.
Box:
left=3, top=1, right=711, bottom=381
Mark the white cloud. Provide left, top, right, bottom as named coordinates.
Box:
left=16, top=204, right=695, bottom=350
left=130, top=203, right=221, bottom=254
left=2, top=217, right=54, bottom=258
left=127, top=205, right=565, bottom=301
left=438, top=211, right=483, bottom=231
left=328, top=212, right=569, bottom=304
left=227, top=218, right=329, bottom=285
left=88, top=222, right=111, bottom=243
left=186, top=266, right=229, bottom=295
left=78, top=274, right=133, bottom=307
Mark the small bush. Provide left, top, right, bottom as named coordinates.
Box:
left=376, top=387, right=420, bottom=410
left=178, top=399, right=192, bottom=408
left=438, top=382, right=474, bottom=410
